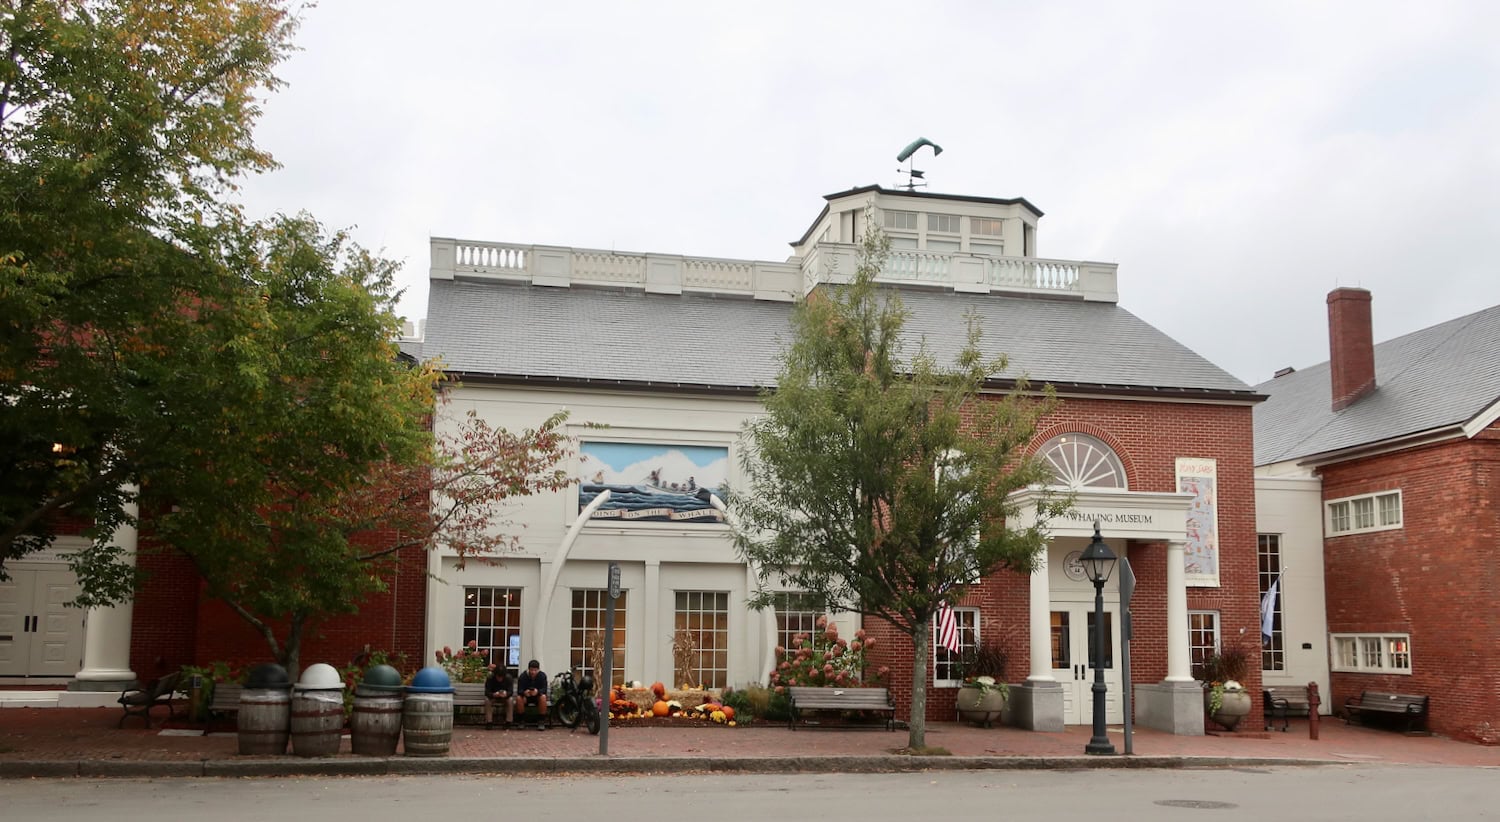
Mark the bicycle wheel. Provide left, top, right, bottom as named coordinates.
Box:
left=555, top=695, right=581, bottom=728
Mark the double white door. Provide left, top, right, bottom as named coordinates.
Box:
left=0, top=568, right=85, bottom=677
left=1050, top=602, right=1123, bottom=725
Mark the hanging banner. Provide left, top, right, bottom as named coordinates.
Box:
left=1176, top=457, right=1220, bottom=587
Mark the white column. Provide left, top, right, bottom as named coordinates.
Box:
left=643, top=560, right=662, bottom=684
left=1164, top=540, right=1193, bottom=682
left=73, top=489, right=139, bottom=686
left=1027, top=547, right=1056, bottom=683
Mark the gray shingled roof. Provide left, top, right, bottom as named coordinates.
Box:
left=1253, top=303, right=1500, bottom=465
left=423, top=279, right=1254, bottom=396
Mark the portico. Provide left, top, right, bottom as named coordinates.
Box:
left=1006, top=488, right=1204, bottom=735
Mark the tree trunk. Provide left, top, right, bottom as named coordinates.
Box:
left=908, top=626, right=928, bottom=749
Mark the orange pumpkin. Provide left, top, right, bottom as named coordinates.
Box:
left=701, top=703, right=721, bottom=713
left=608, top=689, right=618, bottom=704
left=650, top=681, right=667, bottom=699
left=652, top=700, right=671, bottom=717
left=720, top=706, right=735, bottom=721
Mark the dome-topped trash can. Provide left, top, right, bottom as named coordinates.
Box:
left=351, top=664, right=405, bottom=757
left=402, top=666, right=454, bottom=757
left=238, top=663, right=292, bottom=756
left=291, top=662, right=346, bottom=757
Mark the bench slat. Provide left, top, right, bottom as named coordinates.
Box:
left=1344, top=690, right=1429, bottom=734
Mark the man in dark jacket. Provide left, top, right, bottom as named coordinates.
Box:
left=483, top=666, right=513, bottom=728
left=514, top=659, right=549, bottom=730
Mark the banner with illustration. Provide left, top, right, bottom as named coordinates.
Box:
left=577, top=442, right=730, bottom=524
left=1176, top=457, right=1219, bottom=586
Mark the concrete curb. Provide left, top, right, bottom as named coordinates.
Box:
left=0, top=754, right=1351, bottom=779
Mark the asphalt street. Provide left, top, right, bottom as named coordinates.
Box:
left=6, top=766, right=1497, bottom=821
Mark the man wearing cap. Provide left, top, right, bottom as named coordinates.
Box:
left=513, top=659, right=548, bottom=730
left=483, top=666, right=513, bottom=729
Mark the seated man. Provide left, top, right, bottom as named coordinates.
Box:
left=482, top=666, right=513, bottom=728
left=513, top=659, right=548, bottom=730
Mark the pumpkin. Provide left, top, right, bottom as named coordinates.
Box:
left=720, top=705, right=735, bottom=721
left=608, top=689, right=618, bottom=704
left=701, top=702, right=721, bottom=713
left=652, top=700, right=671, bottom=717
left=650, top=681, right=667, bottom=699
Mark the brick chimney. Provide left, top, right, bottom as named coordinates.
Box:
left=1327, top=287, right=1375, bottom=411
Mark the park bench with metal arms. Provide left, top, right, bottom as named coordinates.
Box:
left=117, top=671, right=183, bottom=728
left=1343, top=690, right=1429, bottom=735
left=1263, top=685, right=1312, bottom=732
left=200, top=682, right=244, bottom=734
left=786, top=686, right=896, bottom=731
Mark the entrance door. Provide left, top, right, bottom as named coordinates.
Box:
left=0, top=569, right=85, bottom=677
left=1050, top=603, right=1123, bottom=725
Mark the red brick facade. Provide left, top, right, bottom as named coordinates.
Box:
left=1318, top=422, right=1500, bottom=743
left=865, top=394, right=1262, bottom=724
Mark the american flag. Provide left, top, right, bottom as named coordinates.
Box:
left=936, top=602, right=960, bottom=654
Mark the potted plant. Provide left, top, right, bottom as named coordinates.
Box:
left=954, top=637, right=1010, bottom=728
left=1196, top=643, right=1252, bottom=731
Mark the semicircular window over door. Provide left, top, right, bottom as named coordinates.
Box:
left=1039, top=433, right=1127, bottom=490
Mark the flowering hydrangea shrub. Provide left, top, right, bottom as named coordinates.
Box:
left=436, top=640, right=492, bottom=683
left=768, top=616, right=889, bottom=692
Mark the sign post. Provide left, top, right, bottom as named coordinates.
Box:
left=1118, top=557, right=1135, bottom=755
left=600, top=562, right=620, bottom=756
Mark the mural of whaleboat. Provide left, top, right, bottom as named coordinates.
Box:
left=577, top=442, right=729, bottom=524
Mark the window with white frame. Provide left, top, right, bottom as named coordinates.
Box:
left=464, top=587, right=523, bottom=670
left=970, top=217, right=1004, bottom=236
left=1258, top=534, right=1285, bottom=671
left=1188, top=611, right=1220, bottom=675
left=570, top=589, right=627, bottom=681
left=927, top=213, right=961, bottom=233
left=773, top=591, right=824, bottom=655
left=1326, top=490, right=1402, bottom=535
left=932, top=607, right=979, bottom=686
left=1331, top=633, right=1412, bottom=673
left=674, top=590, right=730, bottom=688
left=883, top=209, right=918, bottom=231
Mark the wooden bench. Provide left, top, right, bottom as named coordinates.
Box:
left=1344, top=690, right=1429, bottom=735
left=1263, top=685, right=1312, bottom=732
left=451, top=682, right=487, bottom=724
left=200, top=682, right=243, bottom=734
left=786, top=686, right=896, bottom=731
left=117, top=671, right=183, bottom=728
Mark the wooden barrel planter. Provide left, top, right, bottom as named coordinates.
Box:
left=351, top=692, right=404, bottom=757
left=290, top=689, right=346, bottom=757
left=401, top=692, right=454, bottom=757
left=238, top=689, right=291, bottom=756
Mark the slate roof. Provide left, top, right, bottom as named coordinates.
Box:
left=424, top=279, right=1254, bottom=400
left=1252, top=303, right=1500, bottom=465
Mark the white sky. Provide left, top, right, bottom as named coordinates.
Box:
left=234, top=1, right=1500, bottom=387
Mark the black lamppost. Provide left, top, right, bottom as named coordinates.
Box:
left=1081, top=522, right=1117, bottom=755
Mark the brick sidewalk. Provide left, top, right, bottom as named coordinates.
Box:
left=2, top=707, right=1497, bottom=773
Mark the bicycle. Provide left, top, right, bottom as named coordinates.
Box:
left=550, top=667, right=601, bottom=734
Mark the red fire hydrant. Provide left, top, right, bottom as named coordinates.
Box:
left=1307, top=681, right=1321, bottom=740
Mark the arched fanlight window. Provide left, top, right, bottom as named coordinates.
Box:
left=1038, top=433, right=1128, bottom=490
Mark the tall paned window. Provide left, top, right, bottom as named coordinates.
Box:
left=1188, top=611, right=1220, bottom=674
left=674, top=591, right=729, bottom=688
left=773, top=592, right=824, bottom=654
left=464, top=587, right=522, bottom=670
left=570, top=589, right=627, bottom=682
left=1258, top=534, right=1285, bottom=671
left=932, top=608, right=979, bottom=685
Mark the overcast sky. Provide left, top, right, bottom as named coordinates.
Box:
left=234, top=1, right=1500, bottom=387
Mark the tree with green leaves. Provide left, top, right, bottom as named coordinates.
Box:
left=730, top=224, right=1070, bottom=750
left=1, top=0, right=297, bottom=574
left=70, top=213, right=577, bottom=675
